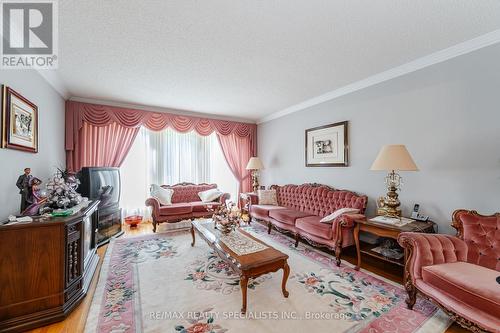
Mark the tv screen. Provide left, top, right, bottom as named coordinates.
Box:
left=78, top=167, right=121, bottom=206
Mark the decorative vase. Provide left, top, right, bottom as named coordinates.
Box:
left=125, top=215, right=142, bottom=228
left=219, top=220, right=234, bottom=235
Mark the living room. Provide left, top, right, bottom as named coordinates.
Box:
left=0, top=2, right=499, bottom=333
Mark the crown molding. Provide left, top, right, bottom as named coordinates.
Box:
left=68, top=96, right=256, bottom=124
left=35, top=69, right=70, bottom=99
left=258, top=29, right=500, bottom=124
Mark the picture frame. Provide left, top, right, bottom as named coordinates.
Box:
left=305, top=121, right=348, bottom=167
left=1, top=86, right=38, bottom=153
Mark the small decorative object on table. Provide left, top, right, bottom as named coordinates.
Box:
left=22, top=177, right=49, bottom=216
left=208, top=202, right=243, bottom=235
left=16, top=167, right=33, bottom=213
left=46, top=168, right=83, bottom=209
left=124, top=215, right=142, bottom=228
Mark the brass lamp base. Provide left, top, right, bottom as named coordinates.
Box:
left=377, top=206, right=402, bottom=218
left=377, top=170, right=403, bottom=218
left=251, top=170, right=259, bottom=192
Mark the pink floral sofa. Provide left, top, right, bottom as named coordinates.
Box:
left=398, top=210, right=500, bottom=333
left=244, top=183, right=367, bottom=266
left=145, top=182, right=229, bottom=232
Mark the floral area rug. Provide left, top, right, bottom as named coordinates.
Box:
left=85, top=221, right=450, bottom=333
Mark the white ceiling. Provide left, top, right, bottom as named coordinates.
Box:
left=52, top=0, right=500, bottom=122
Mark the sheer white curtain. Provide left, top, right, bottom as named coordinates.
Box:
left=144, top=126, right=213, bottom=185
left=120, top=127, right=238, bottom=220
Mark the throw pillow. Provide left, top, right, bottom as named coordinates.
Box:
left=198, top=188, right=223, bottom=202
left=150, top=184, right=174, bottom=206
left=320, top=207, right=360, bottom=223
left=258, top=189, right=278, bottom=205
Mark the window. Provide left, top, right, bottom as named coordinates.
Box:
left=120, top=127, right=238, bottom=219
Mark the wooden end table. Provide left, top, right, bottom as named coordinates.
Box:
left=190, top=219, right=290, bottom=313
left=353, top=217, right=435, bottom=271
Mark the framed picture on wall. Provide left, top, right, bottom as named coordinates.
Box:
left=1, top=86, right=39, bottom=153
left=305, top=121, right=348, bottom=167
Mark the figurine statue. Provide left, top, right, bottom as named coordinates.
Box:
left=22, top=177, right=48, bottom=216
left=377, top=196, right=388, bottom=216
left=16, top=168, right=33, bottom=213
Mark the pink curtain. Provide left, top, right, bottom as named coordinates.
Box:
left=66, top=101, right=257, bottom=172
left=76, top=122, right=139, bottom=168
left=217, top=132, right=256, bottom=198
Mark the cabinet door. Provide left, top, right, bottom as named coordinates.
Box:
left=66, top=221, right=82, bottom=287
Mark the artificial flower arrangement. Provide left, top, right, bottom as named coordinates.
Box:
left=208, top=201, right=243, bottom=235
left=45, top=168, right=83, bottom=209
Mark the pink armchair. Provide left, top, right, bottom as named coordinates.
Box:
left=398, top=210, right=500, bottom=333
left=145, top=182, right=229, bottom=232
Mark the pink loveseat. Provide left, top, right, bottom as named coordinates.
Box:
left=398, top=210, right=500, bottom=333
left=145, top=182, right=229, bottom=232
left=244, top=183, right=367, bottom=266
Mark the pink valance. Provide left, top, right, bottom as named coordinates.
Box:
left=66, top=101, right=256, bottom=150
left=65, top=101, right=257, bottom=172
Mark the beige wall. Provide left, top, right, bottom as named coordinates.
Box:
left=258, top=44, right=500, bottom=234
left=0, top=70, right=65, bottom=220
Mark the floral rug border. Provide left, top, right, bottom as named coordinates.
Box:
left=85, top=222, right=451, bottom=333
left=244, top=223, right=449, bottom=333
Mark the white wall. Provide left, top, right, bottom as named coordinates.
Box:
left=258, top=44, right=500, bottom=235
left=0, top=70, right=65, bottom=220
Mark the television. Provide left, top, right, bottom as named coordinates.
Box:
left=77, top=167, right=123, bottom=246
left=78, top=167, right=121, bottom=207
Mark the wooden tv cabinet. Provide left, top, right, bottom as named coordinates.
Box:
left=0, top=201, right=100, bottom=332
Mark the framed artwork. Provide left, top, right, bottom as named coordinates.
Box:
left=1, top=86, right=38, bottom=153
left=305, top=121, right=348, bottom=167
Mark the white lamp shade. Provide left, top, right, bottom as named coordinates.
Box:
left=246, top=157, right=264, bottom=170
left=370, top=145, right=418, bottom=171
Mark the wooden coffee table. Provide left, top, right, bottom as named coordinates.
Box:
left=190, top=219, right=290, bottom=313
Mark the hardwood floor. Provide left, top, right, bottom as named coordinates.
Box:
left=26, top=225, right=148, bottom=333
left=29, top=221, right=468, bottom=333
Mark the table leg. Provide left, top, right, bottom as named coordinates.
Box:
left=240, top=274, right=248, bottom=314
left=354, top=223, right=361, bottom=271
left=190, top=224, right=195, bottom=247
left=281, top=262, right=290, bottom=298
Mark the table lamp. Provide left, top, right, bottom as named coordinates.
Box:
left=246, top=157, right=264, bottom=192
left=370, top=145, right=418, bottom=217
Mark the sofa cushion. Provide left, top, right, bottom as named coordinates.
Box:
left=258, top=189, right=278, bottom=205
left=421, top=262, right=500, bottom=318
left=250, top=205, right=287, bottom=217
left=198, top=188, right=223, bottom=202
left=269, top=209, right=314, bottom=226
left=150, top=184, right=174, bottom=205
left=190, top=201, right=220, bottom=212
left=296, top=216, right=333, bottom=240
left=159, top=203, right=193, bottom=216
left=320, top=208, right=360, bottom=223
